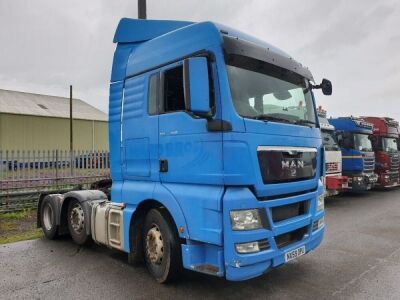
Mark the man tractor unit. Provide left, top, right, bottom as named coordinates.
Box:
left=361, top=117, right=399, bottom=188
left=318, top=108, right=347, bottom=196
left=329, top=117, right=378, bottom=192
left=37, top=18, right=332, bottom=282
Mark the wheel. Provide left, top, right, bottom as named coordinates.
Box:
left=67, top=199, right=90, bottom=245
left=40, top=197, right=58, bottom=239
left=142, top=208, right=182, bottom=283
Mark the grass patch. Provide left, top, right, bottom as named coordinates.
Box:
left=0, top=221, right=16, bottom=231
left=0, top=209, right=43, bottom=244
left=0, top=209, right=32, bottom=220
left=0, top=229, right=43, bottom=244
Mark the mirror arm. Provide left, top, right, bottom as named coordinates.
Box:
left=311, top=83, right=322, bottom=90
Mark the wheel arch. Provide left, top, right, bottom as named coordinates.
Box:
left=126, top=193, right=189, bottom=263
left=60, top=190, right=108, bottom=236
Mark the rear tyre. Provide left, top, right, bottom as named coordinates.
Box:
left=40, top=197, right=58, bottom=239
left=67, top=199, right=90, bottom=245
left=142, top=208, right=181, bottom=283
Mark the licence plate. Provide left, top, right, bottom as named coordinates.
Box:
left=285, top=246, right=306, bottom=262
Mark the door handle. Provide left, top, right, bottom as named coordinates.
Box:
left=159, top=159, right=168, bottom=172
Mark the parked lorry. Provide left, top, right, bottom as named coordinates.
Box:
left=361, top=117, right=399, bottom=187
left=37, top=18, right=332, bottom=282
left=329, top=117, right=378, bottom=191
left=398, top=125, right=400, bottom=183
left=317, top=108, right=348, bottom=196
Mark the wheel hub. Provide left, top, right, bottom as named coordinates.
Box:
left=70, top=204, right=85, bottom=233
left=146, top=225, right=164, bottom=265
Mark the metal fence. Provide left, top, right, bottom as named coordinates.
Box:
left=0, top=150, right=110, bottom=212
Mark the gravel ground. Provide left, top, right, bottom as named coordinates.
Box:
left=1, top=189, right=400, bottom=300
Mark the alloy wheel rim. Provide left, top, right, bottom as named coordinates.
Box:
left=146, top=224, right=164, bottom=265
left=70, top=204, right=85, bottom=234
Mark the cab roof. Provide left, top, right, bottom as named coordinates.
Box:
left=112, top=18, right=313, bottom=81
left=329, top=117, right=374, bottom=134
left=361, top=116, right=399, bottom=137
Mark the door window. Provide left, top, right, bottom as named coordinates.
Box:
left=162, top=65, right=186, bottom=113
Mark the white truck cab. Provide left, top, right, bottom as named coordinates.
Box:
left=318, top=109, right=348, bottom=196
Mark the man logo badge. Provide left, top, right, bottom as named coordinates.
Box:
left=282, top=160, right=305, bottom=177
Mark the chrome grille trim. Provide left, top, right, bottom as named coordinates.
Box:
left=390, top=152, right=399, bottom=172
left=363, top=156, right=375, bottom=173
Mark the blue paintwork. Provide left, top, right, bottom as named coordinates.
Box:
left=109, top=18, right=325, bottom=280
left=329, top=117, right=372, bottom=135
left=329, top=117, right=375, bottom=190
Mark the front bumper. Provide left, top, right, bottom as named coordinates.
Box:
left=325, top=175, right=348, bottom=196
left=225, top=226, right=324, bottom=281
left=376, top=172, right=399, bottom=188
left=347, top=173, right=378, bottom=191
left=223, top=186, right=325, bottom=281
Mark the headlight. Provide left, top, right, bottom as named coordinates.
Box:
left=235, top=241, right=260, bottom=253
left=230, top=209, right=264, bottom=230
left=354, top=176, right=363, bottom=183
left=235, top=239, right=269, bottom=254
left=317, top=194, right=324, bottom=211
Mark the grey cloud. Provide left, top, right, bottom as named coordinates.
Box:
left=0, top=0, right=399, bottom=119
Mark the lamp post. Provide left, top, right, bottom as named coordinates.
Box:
left=138, top=0, right=146, bottom=19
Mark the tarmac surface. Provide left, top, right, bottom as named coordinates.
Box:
left=1, top=189, right=400, bottom=299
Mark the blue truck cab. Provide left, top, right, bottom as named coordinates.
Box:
left=38, top=18, right=330, bottom=283
left=329, top=117, right=378, bottom=191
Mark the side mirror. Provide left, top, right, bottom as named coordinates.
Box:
left=312, top=78, right=332, bottom=95
left=321, top=79, right=332, bottom=95
left=183, top=57, right=210, bottom=114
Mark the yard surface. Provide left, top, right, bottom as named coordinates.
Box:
left=1, top=189, right=400, bottom=299
left=0, top=210, right=42, bottom=244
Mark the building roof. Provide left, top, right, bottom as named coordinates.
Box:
left=0, top=89, right=107, bottom=121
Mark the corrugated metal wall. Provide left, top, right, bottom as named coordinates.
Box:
left=0, top=113, right=108, bottom=151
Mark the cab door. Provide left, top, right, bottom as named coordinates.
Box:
left=121, top=72, right=159, bottom=182
left=158, top=59, right=223, bottom=185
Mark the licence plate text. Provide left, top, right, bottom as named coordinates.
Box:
left=285, top=246, right=306, bottom=262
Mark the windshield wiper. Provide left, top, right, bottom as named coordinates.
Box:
left=294, top=119, right=316, bottom=127
left=253, top=115, right=293, bottom=124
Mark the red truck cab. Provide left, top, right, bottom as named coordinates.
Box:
left=362, top=117, right=399, bottom=188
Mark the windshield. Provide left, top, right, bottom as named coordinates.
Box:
left=353, top=133, right=372, bottom=152
left=226, top=55, right=316, bottom=127
left=321, top=130, right=339, bottom=151
left=382, top=137, right=398, bottom=152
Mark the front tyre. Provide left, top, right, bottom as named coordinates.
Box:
left=67, top=199, right=90, bottom=245
left=143, top=208, right=181, bottom=283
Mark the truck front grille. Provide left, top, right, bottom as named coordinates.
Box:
left=389, top=172, right=399, bottom=182
left=257, top=147, right=317, bottom=184
left=275, top=226, right=307, bottom=249
left=390, top=152, right=400, bottom=172
left=326, top=162, right=339, bottom=173
left=363, top=156, right=375, bottom=173
left=271, top=201, right=309, bottom=222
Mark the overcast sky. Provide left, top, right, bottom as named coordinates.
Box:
left=0, top=0, right=399, bottom=119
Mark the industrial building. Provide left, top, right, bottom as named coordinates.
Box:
left=0, top=89, right=108, bottom=151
